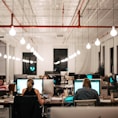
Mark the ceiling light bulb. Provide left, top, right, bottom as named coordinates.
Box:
left=30, top=47, right=34, bottom=52
left=86, top=43, right=91, bottom=49
left=0, top=53, right=2, bottom=57
left=110, top=26, right=117, bottom=37
left=9, top=26, right=16, bottom=36
left=4, top=54, right=7, bottom=59
left=77, top=50, right=81, bottom=55
left=26, top=43, right=31, bottom=50
left=95, top=38, right=100, bottom=46
left=20, top=37, right=26, bottom=45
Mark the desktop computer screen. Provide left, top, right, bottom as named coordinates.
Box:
left=16, top=79, right=43, bottom=94
left=86, top=74, right=93, bottom=80
left=74, top=79, right=101, bottom=95
left=43, top=79, right=54, bottom=96
left=115, top=74, right=118, bottom=83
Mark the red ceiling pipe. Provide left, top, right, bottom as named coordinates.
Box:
left=62, top=4, right=64, bottom=26
left=2, top=0, right=22, bottom=26
left=78, top=11, right=80, bottom=26
left=71, top=0, right=85, bottom=26
left=11, top=13, right=13, bottom=26
left=0, top=25, right=115, bottom=28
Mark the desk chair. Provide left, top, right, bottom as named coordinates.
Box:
left=13, top=95, right=42, bottom=118
left=74, top=99, right=96, bottom=106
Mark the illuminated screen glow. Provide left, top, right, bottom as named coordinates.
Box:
left=16, top=79, right=42, bottom=94
left=116, top=75, right=118, bottom=82
left=74, top=79, right=101, bottom=95
left=86, top=74, right=93, bottom=80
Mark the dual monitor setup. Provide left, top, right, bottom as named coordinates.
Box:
left=16, top=79, right=54, bottom=96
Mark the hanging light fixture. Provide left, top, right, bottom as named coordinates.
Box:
left=20, top=0, right=26, bottom=45
left=110, top=26, right=117, bottom=36
left=95, top=0, right=100, bottom=46
left=20, top=37, right=26, bottom=45
left=86, top=43, right=91, bottom=49
left=95, top=38, right=100, bottom=46
left=9, top=25, right=16, bottom=36
left=9, top=0, right=16, bottom=36
left=86, top=9, right=91, bottom=50
left=26, top=43, right=31, bottom=50
left=77, top=50, right=81, bottom=55
left=110, top=0, right=117, bottom=37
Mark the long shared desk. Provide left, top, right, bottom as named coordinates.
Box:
left=1, top=95, right=118, bottom=118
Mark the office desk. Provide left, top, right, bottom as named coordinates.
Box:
left=100, top=97, right=118, bottom=106
left=0, top=97, right=14, bottom=118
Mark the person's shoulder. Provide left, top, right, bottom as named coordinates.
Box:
left=34, top=88, right=40, bottom=93
left=22, top=88, right=27, bottom=91
left=90, top=88, right=98, bottom=94
left=76, top=88, right=84, bottom=92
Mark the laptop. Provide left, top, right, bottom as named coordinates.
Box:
left=50, top=107, right=118, bottom=118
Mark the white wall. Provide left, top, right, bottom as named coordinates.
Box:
left=8, top=34, right=118, bottom=78
left=0, top=41, right=6, bottom=75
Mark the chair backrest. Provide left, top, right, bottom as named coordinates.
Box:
left=13, top=95, right=42, bottom=118
left=74, top=99, right=96, bottom=106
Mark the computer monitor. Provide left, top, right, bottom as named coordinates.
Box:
left=79, top=74, right=87, bottom=79
left=74, top=79, right=101, bottom=95
left=14, top=74, right=27, bottom=83
left=16, top=79, right=43, bottom=94
left=43, top=79, right=54, bottom=96
left=69, top=72, right=75, bottom=76
left=86, top=74, right=93, bottom=80
left=115, top=74, right=118, bottom=83
left=53, top=75, right=61, bottom=85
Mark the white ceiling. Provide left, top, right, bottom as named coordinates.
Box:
left=0, top=0, right=118, bottom=47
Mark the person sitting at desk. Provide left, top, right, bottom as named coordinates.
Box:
left=74, top=78, right=100, bottom=105
left=22, top=78, right=45, bottom=105
left=0, top=79, right=8, bottom=90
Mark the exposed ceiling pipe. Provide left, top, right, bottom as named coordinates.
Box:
left=0, top=24, right=117, bottom=28
left=63, top=0, right=87, bottom=43
left=62, top=3, right=64, bottom=26
left=2, top=0, right=22, bottom=26
left=1, top=0, right=118, bottom=29
left=70, top=0, right=85, bottom=26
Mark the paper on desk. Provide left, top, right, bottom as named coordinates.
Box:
left=0, top=99, right=5, bottom=103
left=100, top=99, right=111, bottom=103
left=51, top=97, right=63, bottom=100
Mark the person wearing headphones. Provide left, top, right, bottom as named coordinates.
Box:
left=22, top=78, right=45, bottom=105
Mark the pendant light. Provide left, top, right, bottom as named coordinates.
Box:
left=9, top=25, right=16, bottom=36
left=20, top=0, right=26, bottom=45
left=95, top=0, right=100, bottom=46
left=110, top=0, right=117, bottom=37
left=9, top=0, right=16, bottom=36
left=86, top=43, right=91, bottom=49
left=86, top=9, right=91, bottom=49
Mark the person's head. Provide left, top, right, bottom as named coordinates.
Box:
left=83, top=78, right=91, bottom=88
left=27, top=78, right=34, bottom=89
left=0, top=79, right=4, bottom=86
left=43, top=75, right=49, bottom=79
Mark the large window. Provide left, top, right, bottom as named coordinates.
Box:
left=22, top=52, right=37, bottom=75
left=53, top=49, right=68, bottom=73
left=110, top=47, right=114, bottom=73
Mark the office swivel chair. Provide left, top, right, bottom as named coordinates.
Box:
left=13, top=95, right=42, bottom=118
left=74, top=99, right=96, bottom=106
